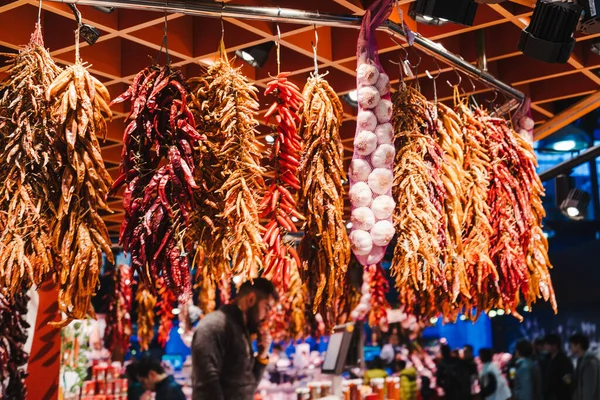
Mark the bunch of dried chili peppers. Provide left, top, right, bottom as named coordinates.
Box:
left=112, top=64, right=203, bottom=300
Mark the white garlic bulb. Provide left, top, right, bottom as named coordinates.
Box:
left=349, top=159, right=372, bottom=182
left=374, top=98, right=393, bottom=123
left=354, top=131, right=378, bottom=156
left=375, top=73, right=390, bottom=96
left=357, top=110, right=378, bottom=132
left=368, top=168, right=394, bottom=195
left=366, top=245, right=386, bottom=265
left=350, top=230, right=373, bottom=256
left=371, top=195, right=395, bottom=220
left=520, top=115, right=535, bottom=130
left=375, top=123, right=394, bottom=144
left=349, top=182, right=373, bottom=207
left=371, top=220, right=395, bottom=246
left=351, top=207, right=376, bottom=230
left=357, top=86, right=381, bottom=109
left=371, top=144, right=395, bottom=168
left=357, top=63, right=380, bottom=86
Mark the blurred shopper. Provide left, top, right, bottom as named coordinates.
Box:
left=542, top=334, right=574, bottom=400
left=192, top=278, right=278, bottom=400
left=364, top=356, right=389, bottom=384
left=463, top=344, right=479, bottom=397
left=134, top=357, right=185, bottom=400
left=125, top=362, right=145, bottom=400
left=393, top=359, right=417, bottom=400
left=478, top=348, right=511, bottom=400
left=420, top=375, right=438, bottom=400
left=513, top=340, right=542, bottom=400
left=380, top=334, right=399, bottom=366
left=569, top=333, right=600, bottom=400
left=436, top=344, right=471, bottom=400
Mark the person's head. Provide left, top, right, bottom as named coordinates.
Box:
left=135, top=357, right=167, bottom=392
left=369, top=356, right=385, bottom=370
left=441, top=344, right=452, bottom=360
left=394, top=359, right=407, bottom=372
left=515, top=339, right=534, bottom=360
left=534, top=337, right=545, bottom=353
left=479, top=348, right=494, bottom=364
left=569, top=333, right=590, bottom=358
left=234, top=278, right=278, bottom=334
left=272, top=343, right=283, bottom=355
left=388, top=334, right=400, bottom=347
left=463, top=344, right=474, bottom=360
left=544, top=334, right=562, bottom=355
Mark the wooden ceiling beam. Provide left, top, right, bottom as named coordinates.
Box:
left=534, top=90, right=600, bottom=141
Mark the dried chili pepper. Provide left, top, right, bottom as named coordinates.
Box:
left=156, top=276, right=177, bottom=347
left=0, top=289, right=29, bottom=399
left=104, top=264, right=133, bottom=357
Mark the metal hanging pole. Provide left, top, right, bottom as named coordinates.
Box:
left=47, top=0, right=525, bottom=107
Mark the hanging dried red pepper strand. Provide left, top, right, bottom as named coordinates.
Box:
left=156, top=276, right=177, bottom=347
left=259, top=73, right=304, bottom=288
left=111, top=65, right=204, bottom=300
left=104, top=265, right=133, bottom=357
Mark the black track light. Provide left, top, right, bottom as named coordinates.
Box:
left=68, top=4, right=101, bottom=46
left=234, top=42, right=274, bottom=68
left=93, top=6, right=115, bottom=14
left=409, top=0, right=479, bottom=27
left=560, top=188, right=591, bottom=220
left=518, top=0, right=582, bottom=63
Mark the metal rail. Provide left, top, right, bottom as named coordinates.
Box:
left=48, top=0, right=525, bottom=107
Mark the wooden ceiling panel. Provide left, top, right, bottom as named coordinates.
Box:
left=118, top=8, right=164, bottom=30
left=129, top=16, right=193, bottom=58
left=193, top=17, right=265, bottom=58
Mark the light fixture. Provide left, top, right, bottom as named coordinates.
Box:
left=291, top=216, right=299, bottom=222
left=265, top=135, right=275, bottom=144
left=93, top=6, right=115, bottom=13
left=68, top=4, right=101, bottom=46
left=343, top=90, right=358, bottom=108
left=578, top=0, right=600, bottom=34
left=429, top=317, right=439, bottom=324
left=560, top=188, right=591, bottom=220
left=232, top=275, right=242, bottom=285
left=171, top=307, right=181, bottom=315
left=488, top=310, right=498, bottom=318
left=177, top=327, right=184, bottom=335
left=497, top=309, right=506, bottom=316
left=552, top=139, right=577, bottom=152
left=409, top=0, right=479, bottom=27
left=234, top=42, right=274, bottom=68
left=518, top=0, right=582, bottom=63
left=459, top=315, right=467, bottom=321
left=346, top=222, right=353, bottom=229
left=537, top=124, right=591, bottom=153
left=523, top=305, right=531, bottom=312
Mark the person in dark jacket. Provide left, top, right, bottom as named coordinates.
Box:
left=436, top=344, right=472, bottom=400
left=569, top=333, right=600, bottom=400
left=125, top=362, right=145, bottom=400
left=543, top=334, right=574, bottom=400
left=135, top=357, right=186, bottom=400
left=192, top=278, right=278, bottom=400
left=513, top=339, right=543, bottom=400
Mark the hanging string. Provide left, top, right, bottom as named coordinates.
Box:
left=218, top=3, right=227, bottom=60
left=276, top=21, right=281, bottom=75
left=311, top=24, right=318, bottom=75
left=155, top=9, right=171, bottom=65
left=75, top=24, right=80, bottom=63
left=37, top=0, right=42, bottom=24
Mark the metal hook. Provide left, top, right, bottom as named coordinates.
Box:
left=486, top=89, right=498, bottom=110
left=446, top=68, right=462, bottom=88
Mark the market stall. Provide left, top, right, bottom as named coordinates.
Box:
left=1, top=0, right=594, bottom=398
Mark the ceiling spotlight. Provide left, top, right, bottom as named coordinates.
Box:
left=234, top=42, right=274, bottom=68
left=265, top=135, right=275, bottom=143
left=429, top=317, right=439, bottom=324
left=93, top=6, right=115, bottom=13
left=343, top=90, right=358, bottom=107
left=538, top=125, right=590, bottom=153
left=171, top=307, right=181, bottom=315
left=232, top=275, right=242, bottom=285
left=560, top=188, right=591, bottom=220
left=497, top=309, right=506, bottom=316
left=346, top=222, right=353, bottom=229
left=409, top=0, right=479, bottom=27
left=68, top=4, right=101, bottom=46
left=518, top=0, right=582, bottom=63
left=552, top=139, right=577, bottom=152
left=488, top=310, right=498, bottom=318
